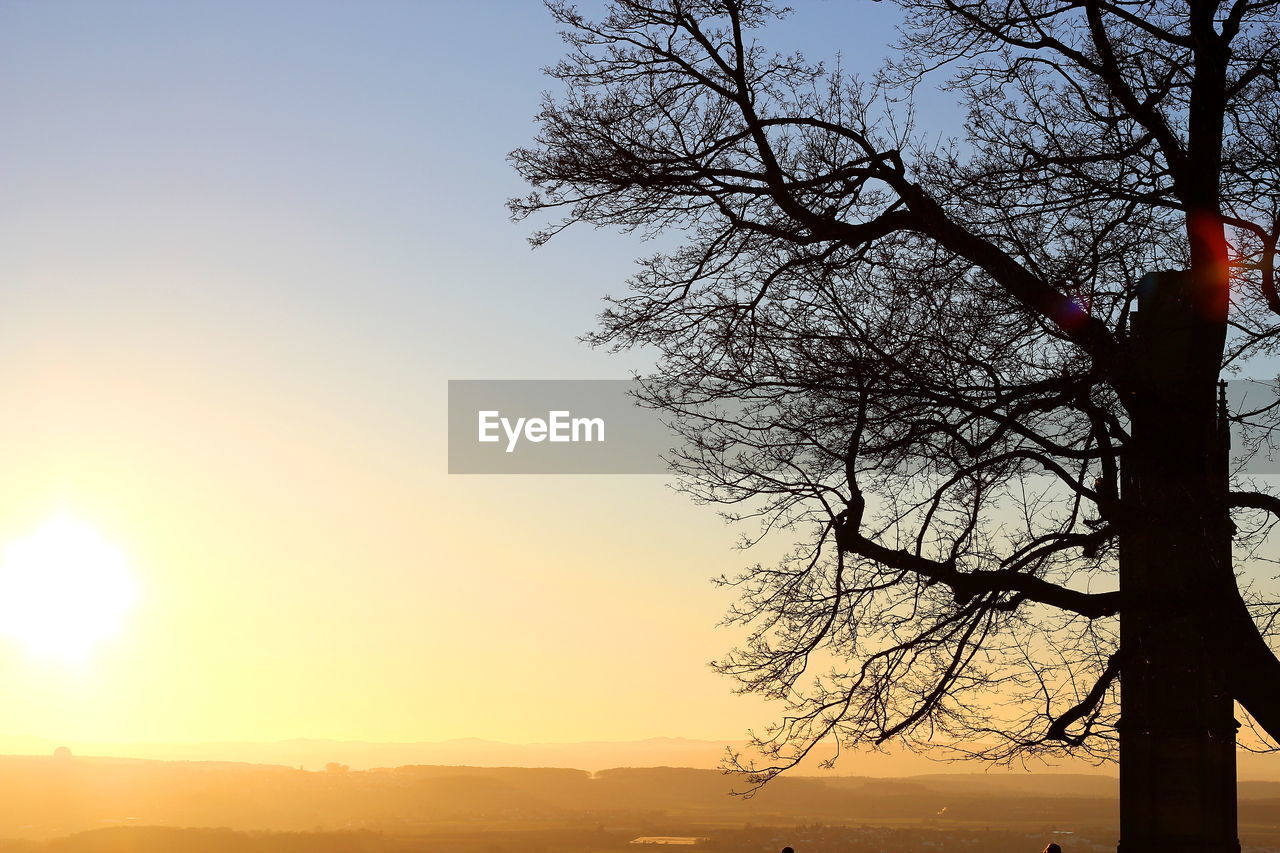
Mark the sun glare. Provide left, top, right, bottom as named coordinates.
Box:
left=0, top=515, right=139, bottom=663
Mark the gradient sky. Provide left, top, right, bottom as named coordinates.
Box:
left=0, top=0, right=1130, bottom=755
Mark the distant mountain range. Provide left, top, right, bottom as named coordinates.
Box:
left=0, top=734, right=1276, bottom=780
left=0, top=734, right=753, bottom=773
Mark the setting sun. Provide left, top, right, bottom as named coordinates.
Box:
left=0, top=516, right=138, bottom=663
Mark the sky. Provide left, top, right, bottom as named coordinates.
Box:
left=0, top=0, right=913, bottom=749
left=7, top=0, right=1271, bottom=780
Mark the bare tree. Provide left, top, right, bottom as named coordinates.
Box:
left=511, top=1, right=1280, bottom=851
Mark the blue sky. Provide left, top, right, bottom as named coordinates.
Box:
left=0, top=0, right=914, bottom=389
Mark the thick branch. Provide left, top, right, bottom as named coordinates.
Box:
left=1046, top=651, right=1122, bottom=745
left=833, top=522, right=1122, bottom=619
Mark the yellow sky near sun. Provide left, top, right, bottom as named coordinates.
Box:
left=0, top=327, right=766, bottom=746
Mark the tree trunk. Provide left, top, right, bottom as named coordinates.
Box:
left=1119, top=271, right=1239, bottom=853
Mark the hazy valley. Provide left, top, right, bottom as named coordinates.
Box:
left=0, top=755, right=1278, bottom=853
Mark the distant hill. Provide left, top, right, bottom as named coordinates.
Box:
left=2, top=735, right=1276, bottom=780
left=0, top=755, right=1275, bottom=842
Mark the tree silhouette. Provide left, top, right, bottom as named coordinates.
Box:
left=511, top=2, right=1280, bottom=851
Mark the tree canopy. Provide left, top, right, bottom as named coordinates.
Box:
left=511, top=0, right=1280, bottom=786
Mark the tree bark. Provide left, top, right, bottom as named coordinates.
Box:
left=1119, top=271, right=1239, bottom=853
